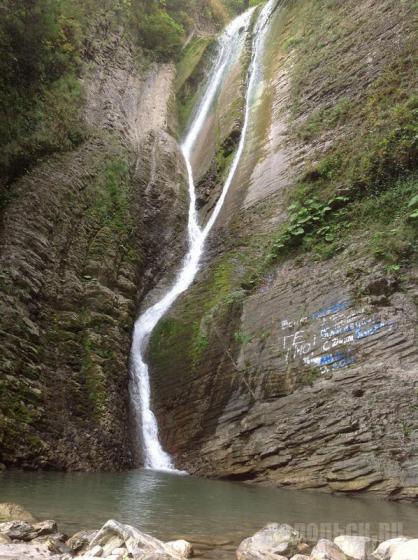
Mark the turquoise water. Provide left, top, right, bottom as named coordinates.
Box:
left=0, top=469, right=417, bottom=556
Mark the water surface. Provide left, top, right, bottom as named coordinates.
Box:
left=1, top=469, right=416, bottom=557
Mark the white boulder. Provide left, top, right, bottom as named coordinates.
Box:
left=101, top=536, right=124, bottom=556
left=371, top=537, right=410, bottom=559
left=310, top=539, right=348, bottom=560
left=236, top=523, right=302, bottom=559
left=0, top=542, right=59, bottom=559
left=89, top=544, right=103, bottom=557
left=85, top=519, right=191, bottom=558
left=391, top=539, right=418, bottom=560
left=334, top=535, right=373, bottom=559
left=165, top=540, right=193, bottom=558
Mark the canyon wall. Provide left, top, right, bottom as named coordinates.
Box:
left=0, top=22, right=191, bottom=469
left=1, top=0, right=416, bottom=496
left=149, top=0, right=418, bottom=499
left=0, top=0, right=244, bottom=469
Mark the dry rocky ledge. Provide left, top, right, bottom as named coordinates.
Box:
left=0, top=504, right=417, bottom=560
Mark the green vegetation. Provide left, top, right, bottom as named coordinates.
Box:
left=0, top=0, right=86, bottom=189
left=149, top=256, right=240, bottom=372
left=79, top=329, right=117, bottom=420
left=175, top=37, right=214, bottom=92
left=401, top=420, right=414, bottom=438
left=234, top=330, right=252, bottom=344
left=86, top=153, right=135, bottom=263
left=0, top=0, right=238, bottom=194
left=302, top=367, right=321, bottom=386
left=175, top=37, right=216, bottom=131
left=267, top=91, right=418, bottom=265
left=133, top=9, right=184, bottom=60
left=268, top=195, right=349, bottom=261
left=295, top=97, right=352, bottom=142
left=224, top=0, right=263, bottom=11
left=0, top=362, right=44, bottom=462
left=354, top=174, right=418, bottom=267
left=264, top=0, right=418, bottom=267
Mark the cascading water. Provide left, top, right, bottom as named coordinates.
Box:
left=129, top=0, right=277, bottom=471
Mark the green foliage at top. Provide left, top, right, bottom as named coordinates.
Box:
left=0, top=0, right=242, bottom=191
left=224, top=0, right=264, bottom=11
left=0, top=0, right=86, bottom=189
left=290, top=93, right=416, bottom=262
left=128, top=0, right=250, bottom=60
left=142, top=12, right=183, bottom=59
left=130, top=5, right=184, bottom=61
left=266, top=0, right=418, bottom=266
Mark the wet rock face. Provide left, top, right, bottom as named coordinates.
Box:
left=0, top=24, right=188, bottom=469
left=149, top=0, right=418, bottom=499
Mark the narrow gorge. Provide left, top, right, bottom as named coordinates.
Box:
left=1, top=0, right=417, bottom=516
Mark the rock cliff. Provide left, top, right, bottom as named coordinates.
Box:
left=0, top=11, right=192, bottom=469
left=149, top=0, right=418, bottom=499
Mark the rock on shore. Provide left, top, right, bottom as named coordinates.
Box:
left=0, top=511, right=417, bottom=560
left=236, top=525, right=418, bottom=560
left=0, top=503, right=37, bottom=524
left=0, top=512, right=193, bottom=560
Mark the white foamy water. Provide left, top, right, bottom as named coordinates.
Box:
left=130, top=1, right=277, bottom=471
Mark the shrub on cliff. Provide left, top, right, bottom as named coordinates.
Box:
left=135, top=10, right=184, bottom=60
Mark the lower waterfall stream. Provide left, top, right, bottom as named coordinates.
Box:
left=130, top=1, right=276, bottom=470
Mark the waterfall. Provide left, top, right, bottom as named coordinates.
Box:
left=129, top=0, right=277, bottom=471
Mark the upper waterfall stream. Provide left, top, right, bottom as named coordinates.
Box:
left=130, top=1, right=276, bottom=471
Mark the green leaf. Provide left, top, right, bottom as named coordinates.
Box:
left=298, top=216, right=313, bottom=224
left=292, top=227, right=305, bottom=236
left=409, top=210, right=418, bottom=219
left=317, top=226, right=330, bottom=234
left=310, top=201, right=322, bottom=209
left=407, top=194, right=418, bottom=208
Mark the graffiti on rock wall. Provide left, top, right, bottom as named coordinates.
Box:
left=280, top=300, right=395, bottom=373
